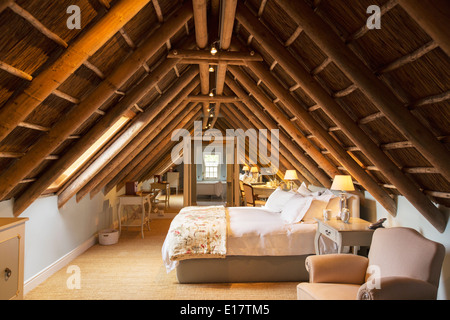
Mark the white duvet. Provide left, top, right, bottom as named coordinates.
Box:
left=226, top=206, right=317, bottom=256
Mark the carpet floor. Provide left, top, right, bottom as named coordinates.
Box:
left=24, top=218, right=299, bottom=300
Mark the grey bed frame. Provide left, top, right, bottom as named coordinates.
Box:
left=176, top=255, right=311, bottom=283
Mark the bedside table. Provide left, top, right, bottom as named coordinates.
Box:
left=314, top=217, right=375, bottom=255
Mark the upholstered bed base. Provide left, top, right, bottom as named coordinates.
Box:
left=176, top=255, right=311, bottom=283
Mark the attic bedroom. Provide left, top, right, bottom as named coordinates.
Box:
left=0, top=0, right=449, bottom=304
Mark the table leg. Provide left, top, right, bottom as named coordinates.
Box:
left=141, top=198, right=145, bottom=239
left=314, top=229, right=321, bottom=255
left=336, top=233, right=343, bottom=254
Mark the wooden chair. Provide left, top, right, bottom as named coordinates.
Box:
left=150, top=182, right=169, bottom=213
left=242, top=183, right=266, bottom=207
left=239, top=180, right=246, bottom=205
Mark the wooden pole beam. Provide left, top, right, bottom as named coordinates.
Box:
left=168, top=49, right=262, bottom=61
left=215, top=0, right=237, bottom=97
left=397, top=0, right=450, bottom=57
left=0, top=2, right=193, bottom=202
left=192, top=0, right=208, bottom=48
left=192, top=0, right=209, bottom=129
left=185, top=95, right=240, bottom=102
left=8, top=2, right=68, bottom=48
left=178, top=58, right=248, bottom=65
left=0, top=0, right=153, bottom=143
left=0, top=60, right=33, bottom=81
left=274, top=0, right=450, bottom=182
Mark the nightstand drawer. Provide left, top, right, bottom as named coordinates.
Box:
left=318, top=223, right=337, bottom=241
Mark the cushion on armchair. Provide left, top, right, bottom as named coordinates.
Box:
left=306, top=254, right=368, bottom=285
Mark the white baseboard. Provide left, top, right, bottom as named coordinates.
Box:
left=24, top=234, right=98, bottom=295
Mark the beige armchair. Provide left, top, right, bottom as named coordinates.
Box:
left=297, top=227, right=445, bottom=300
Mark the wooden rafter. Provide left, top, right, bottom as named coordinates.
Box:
left=0, top=1, right=193, bottom=203
left=275, top=0, right=450, bottom=183
left=0, top=0, right=152, bottom=144
left=234, top=4, right=401, bottom=218
left=0, top=60, right=32, bottom=81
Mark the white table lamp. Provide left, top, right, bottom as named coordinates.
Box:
left=250, top=166, right=259, bottom=182
left=331, top=175, right=355, bottom=221
left=284, top=170, right=298, bottom=190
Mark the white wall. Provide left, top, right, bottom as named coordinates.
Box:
left=361, top=192, right=450, bottom=300
left=0, top=188, right=120, bottom=285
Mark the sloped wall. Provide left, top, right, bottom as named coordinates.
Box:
left=0, top=190, right=117, bottom=291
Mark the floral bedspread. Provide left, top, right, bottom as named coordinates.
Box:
left=164, top=205, right=228, bottom=262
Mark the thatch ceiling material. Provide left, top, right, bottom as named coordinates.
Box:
left=0, top=0, right=448, bottom=232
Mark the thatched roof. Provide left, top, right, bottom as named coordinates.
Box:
left=0, top=0, right=448, bottom=232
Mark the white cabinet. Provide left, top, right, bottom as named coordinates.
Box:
left=167, top=172, right=180, bottom=195
left=0, top=218, right=27, bottom=300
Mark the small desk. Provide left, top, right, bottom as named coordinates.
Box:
left=251, top=185, right=277, bottom=199
left=314, top=217, right=374, bottom=255
left=118, top=195, right=151, bottom=238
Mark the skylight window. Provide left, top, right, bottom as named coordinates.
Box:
left=48, top=116, right=130, bottom=190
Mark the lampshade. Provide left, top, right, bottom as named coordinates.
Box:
left=330, top=175, right=355, bottom=191
left=250, top=166, right=259, bottom=173
left=242, top=165, right=249, bottom=171
left=284, top=170, right=298, bottom=180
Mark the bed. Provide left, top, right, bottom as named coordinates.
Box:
left=162, top=186, right=360, bottom=283
left=196, top=180, right=226, bottom=198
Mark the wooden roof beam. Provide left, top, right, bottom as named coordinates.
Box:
left=168, top=49, right=262, bottom=61
left=235, top=6, right=401, bottom=217
left=192, top=0, right=209, bottom=128
left=185, top=95, right=240, bottom=102
left=215, top=0, right=237, bottom=97
left=0, top=0, right=153, bottom=142
left=397, top=0, right=450, bottom=57
left=7, top=1, right=68, bottom=48
left=0, top=1, right=193, bottom=203
left=0, top=60, right=32, bottom=81
left=275, top=0, right=450, bottom=183
left=239, top=3, right=446, bottom=231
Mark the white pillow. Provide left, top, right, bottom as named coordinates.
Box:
left=280, top=194, right=314, bottom=223
left=297, top=182, right=312, bottom=196
left=302, top=190, right=336, bottom=222
left=264, top=188, right=296, bottom=212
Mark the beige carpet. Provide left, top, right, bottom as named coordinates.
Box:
left=25, top=218, right=298, bottom=300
